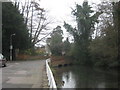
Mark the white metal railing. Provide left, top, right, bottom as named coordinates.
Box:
left=46, top=59, right=57, bottom=89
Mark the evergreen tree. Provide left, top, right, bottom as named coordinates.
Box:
left=63, top=38, right=71, bottom=55
left=50, top=26, right=63, bottom=55
left=64, top=1, right=100, bottom=64
left=89, top=1, right=119, bottom=67
left=2, top=2, right=31, bottom=60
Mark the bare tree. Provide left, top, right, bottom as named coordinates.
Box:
left=14, top=0, right=51, bottom=46
left=94, top=1, right=113, bottom=37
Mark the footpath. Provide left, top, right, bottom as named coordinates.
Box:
left=2, top=60, right=49, bottom=88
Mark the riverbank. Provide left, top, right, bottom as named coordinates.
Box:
left=50, top=56, right=119, bottom=70
left=50, top=56, right=119, bottom=88
left=50, top=56, right=74, bottom=67
left=52, top=64, right=118, bottom=88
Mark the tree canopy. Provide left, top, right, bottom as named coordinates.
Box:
left=2, top=2, right=31, bottom=59
left=63, top=1, right=119, bottom=68
left=49, top=26, right=63, bottom=55
left=64, top=1, right=101, bottom=65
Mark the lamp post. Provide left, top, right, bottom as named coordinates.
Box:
left=10, top=33, right=15, bottom=61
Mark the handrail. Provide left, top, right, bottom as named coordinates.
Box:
left=46, top=59, right=57, bottom=89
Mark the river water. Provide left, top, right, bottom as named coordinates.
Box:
left=54, top=65, right=119, bottom=88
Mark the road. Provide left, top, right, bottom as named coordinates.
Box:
left=2, top=60, right=49, bottom=88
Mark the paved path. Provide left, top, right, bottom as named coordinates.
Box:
left=2, top=60, right=49, bottom=88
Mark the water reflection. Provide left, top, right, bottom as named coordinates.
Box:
left=54, top=65, right=118, bottom=88
left=62, top=72, right=76, bottom=88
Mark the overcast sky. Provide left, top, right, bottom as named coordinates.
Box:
left=40, top=0, right=101, bottom=26
left=36, top=0, right=102, bottom=45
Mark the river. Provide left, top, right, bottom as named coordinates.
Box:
left=54, top=65, right=118, bottom=88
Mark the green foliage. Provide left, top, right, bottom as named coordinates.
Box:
left=21, top=48, right=44, bottom=56
left=50, top=26, right=63, bottom=55
left=2, top=2, right=32, bottom=59
left=89, top=1, right=119, bottom=68
left=112, top=1, right=120, bottom=67
left=89, top=25, right=118, bottom=67
left=64, top=2, right=100, bottom=65
left=21, top=49, right=33, bottom=55
left=63, top=1, right=119, bottom=68
left=62, top=38, right=71, bottom=56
